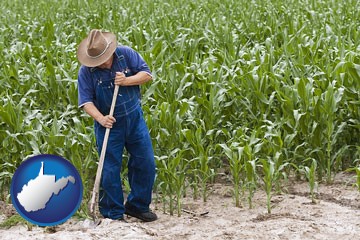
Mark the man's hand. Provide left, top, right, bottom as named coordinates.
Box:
left=99, top=115, right=116, bottom=128
left=83, top=103, right=116, bottom=128
left=115, top=72, right=127, bottom=86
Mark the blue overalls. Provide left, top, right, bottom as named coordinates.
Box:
left=92, top=49, right=155, bottom=219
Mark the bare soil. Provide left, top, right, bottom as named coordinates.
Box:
left=0, top=172, right=359, bottom=240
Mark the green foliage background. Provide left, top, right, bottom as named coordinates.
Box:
left=0, top=0, right=359, bottom=215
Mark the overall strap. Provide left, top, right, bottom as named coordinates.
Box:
left=114, top=46, right=141, bottom=100
left=115, top=47, right=129, bottom=75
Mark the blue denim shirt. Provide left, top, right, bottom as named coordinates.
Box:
left=77, top=46, right=152, bottom=117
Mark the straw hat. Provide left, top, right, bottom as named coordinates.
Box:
left=77, top=29, right=117, bottom=67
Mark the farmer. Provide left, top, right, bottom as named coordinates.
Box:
left=76, top=29, right=157, bottom=222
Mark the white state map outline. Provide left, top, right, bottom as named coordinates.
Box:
left=17, top=161, right=75, bottom=212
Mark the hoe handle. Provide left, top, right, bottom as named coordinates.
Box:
left=90, top=84, right=120, bottom=216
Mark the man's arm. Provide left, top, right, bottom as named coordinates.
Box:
left=83, top=103, right=116, bottom=128
left=114, top=71, right=152, bottom=86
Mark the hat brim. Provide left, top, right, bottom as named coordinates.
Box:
left=77, top=32, right=117, bottom=67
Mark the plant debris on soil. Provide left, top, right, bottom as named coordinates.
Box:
left=0, top=172, right=359, bottom=240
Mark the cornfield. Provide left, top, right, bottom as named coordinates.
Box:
left=0, top=0, right=359, bottom=217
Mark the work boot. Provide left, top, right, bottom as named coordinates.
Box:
left=124, top=202, right=158, bottom=222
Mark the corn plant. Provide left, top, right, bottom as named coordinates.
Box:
left=300, top=158, right=318, bottom=203
left=261, top=159, right=275, bottom=214
left=244, top=159, right=257, bottom=209
left=156, top=149, right=188, bottom=216
left=219, top=143, right=245, bottom=208
left=321, top=83, right=345, bottom=183
left=182, top=123, right=216, bottom=202
left=242, top=131, right=262, bottom=209
left=345, top=162, right=360, bottom=192
left=356, top=167, right=360, bottom=192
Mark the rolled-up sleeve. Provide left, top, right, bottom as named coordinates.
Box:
left=124, top=46, right=152, bottom=77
